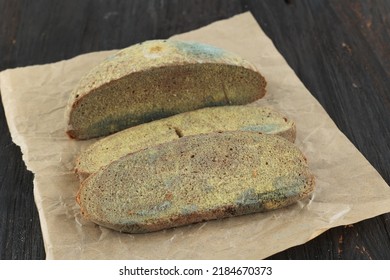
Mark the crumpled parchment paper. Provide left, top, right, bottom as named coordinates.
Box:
left=1, top=12, right=390, bottom=259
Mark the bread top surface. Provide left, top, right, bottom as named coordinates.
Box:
left=77, top=131, right=314, bottom=232
left=68, top=39, right=259, bottom=104
left=75, top=106, right=296, bottom=180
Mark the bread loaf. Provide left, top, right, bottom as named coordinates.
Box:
left=77, top=131, right=315, bottom=233
left=66, top=40, right=267, bottom=140
left=75, top=106, right=296, bottom=181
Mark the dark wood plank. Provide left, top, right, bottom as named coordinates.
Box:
left=0, top=100, right=45, bottom=259
left=1, top=0, right=389, bottom=259
left=245, top=0, right=390, bottom=259
left=248, top=0, right=390, bottom=179
left=0, top=0, right=246, bottom=260
left=0, top=0, right=245, bottom=69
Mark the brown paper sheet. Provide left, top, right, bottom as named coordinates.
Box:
left=1, top=12, right=390, bottom=259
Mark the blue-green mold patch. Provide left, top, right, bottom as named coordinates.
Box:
left=173, top=41, right=226, bottom=60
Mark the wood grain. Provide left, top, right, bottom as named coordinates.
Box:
left=247, top=0, right=390, bottom=260
left=0, top=0, right=389, bottom=259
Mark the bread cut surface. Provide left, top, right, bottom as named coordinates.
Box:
left=66, top=40, right=266, bottom=140
left=75, top=106, right=296, bottom=181
left=77, top=131, right=315, bottom=234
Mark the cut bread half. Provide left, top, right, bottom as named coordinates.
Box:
left=66, top=40, right=266, bottom=140
left=77, top=131, right=314, bottom=234
left=75, top=106, right=296, bottom=181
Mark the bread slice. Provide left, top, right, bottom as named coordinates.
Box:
left=65, top=40, right=266, bottom=140
left=77, top=131, right=314, bottom=234
left=75, top=106, right=296, bottom=181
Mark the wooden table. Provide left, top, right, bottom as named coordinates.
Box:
left=1, top=0, right=389, bottom=260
